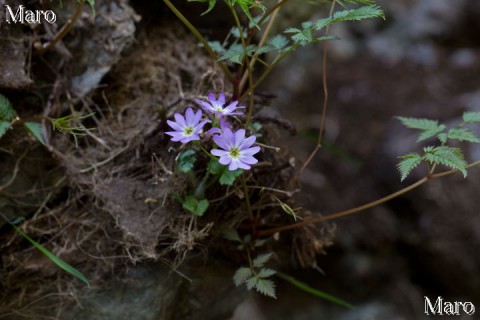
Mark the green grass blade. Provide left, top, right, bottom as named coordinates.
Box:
left=276, top=272, right=353, bottom=309
left=12, top=224, right=91, bottom=287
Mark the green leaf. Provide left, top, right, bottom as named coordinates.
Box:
left=315, top=5, right=384, bottom=31
left=397, top=153, right=423, bottom=181
left=258, top=268, right=276, bottom=278
left=223, top=228, right=242, bottom=242
left=188, top=0, right=217, bottom=15
left=276, top=272, right=353, bottom=309
left=208, top=159, right=243, bottom=185
left=23, top=122, right=45, bottom=145
left=218, top=44, right=257, bottom=64
left=285, top=26, right=313, bottom=46
left=12, top=223, right=90, bottom=287
left=207, top=41, right=226, bottom=54
left=0, top=93, right=15, bottom=121
left=176, top=150, right=197, bottom=173
left=396, top=116, right=446, bottom=141
left=246, top=276, right=257, bottom=290
left=254, top=278, right=276, bottom=298
left=231, top=0, right=266, bottom=27
left=444, top=128, right=480, bottom=143
left=253, top=253, right=272, bottom=268
left=423, top=146, right=467, bottom=177
left=268, top=35, right=289, bottom=51
left=0, top=120, right=11, bottom=138
left=182, top=195, right=209, bottom=216
left=462, top=111, right=480, bottom=124
left=219, top=168, right=243, bottom=186
left=233, top=267, right=252, bottom=286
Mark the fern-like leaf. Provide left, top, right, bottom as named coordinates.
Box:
left=218, top=44, right=256, bottom=64
left=423, top=146, right=467, bottom=177
left=233, top=267, right=252, bottom=286
left=397, top=153, right=422, bottom=181
left=444, top=128, right=480, bottom=143
left=257, top=268, right=277, bottom=278
left=396, top=116, right=446, bottom=142
left=315, top=5, right=384, bottom=31
left=0, top=93, right=15, bottom=121
left=269, top=35, right=289, bottom=51
left=254, top=278, right=276, bottom=298
left=253, top=253, right=272, bottom=268
left=462, top=111, right=480, bottom=124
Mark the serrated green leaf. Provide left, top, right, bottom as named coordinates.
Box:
left=188, top=0, right=217, bottom=15
left=397, top=153, right=422, bottom=181
left=423, top=146, right=467, bottom=177
left=218, top=44, right=256, bottom=64
left=23, top=122, right=45, bottom=145
left=258, top=268, right=276, bottom=278
left=219, top=168, right=243, bottom=185
left=0, top=93, right=15, bottom=121
left=12, top=223, right=90, bottom=287
left=207, top=41, right=225, bottom=54
left=246, top=276, right=257, bottom=290
left=176, top=150, right=197, bottom=173
left=253, top=253, right=272, bottom=268
left=462, top=111, right=480, bottom=124
left=254, top=278, right=276, bottom=298
left=231, top=0, right=266, bottom=28
left=444, top=128, right=480, bottom=143
left=315, top=5, right=384, bottom=31
left=233, top=267, right=252, bottom=286
left=0, top=120, right=11, bottom=138
left=396, top=117, right=446, bottom=141
left=268, top=35, right=289, bottom=51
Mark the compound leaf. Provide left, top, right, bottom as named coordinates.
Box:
left=423, top=146, right=467, bottom=177
left=396, top=117, right=446, bottom=141
left=444, top=128, right=480, bottom=143
left=258, top=268, right=276, bottom=278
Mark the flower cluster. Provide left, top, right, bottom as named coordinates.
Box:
left=166, top=93, right=260, bottom=171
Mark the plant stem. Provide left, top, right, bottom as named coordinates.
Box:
left=258, top=159, right=480, bottom=236
left=241, top=175, right=254, bottom=222
left=36, top=0, right=85, bottom=55
left=299, top=0, right=336, bottom=174
left=163, top=0, right=235, bottom=83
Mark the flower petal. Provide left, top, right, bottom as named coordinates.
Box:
left=167, top=120, right=182, bottom=131
left=211, top=149, right=229, bottom=157
left=238, top=154, right=258, bottom=165
left=238, top=135, right=256, bottom=150
left=241, top=146, right=261, bottom=155
left=234, top=129, right=246, bottom=148
left=185, top=108, right=195, bottom=124
left=195, top=99, right=214, bottom=112
left=219, top=155, right=232, bottom=165
left=228, top=159, right=239, bottom=170
left=174, top=113, right=186, bottom=127
left=218, top=93, right=226, bottom=105
left=213, top=134, right=229, bottom=150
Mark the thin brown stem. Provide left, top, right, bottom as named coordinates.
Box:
left=258, top=159, right=480, bottom=236
left=299, top=0, right=337, bottom=175
left=35, top=0, right=85, bottom=55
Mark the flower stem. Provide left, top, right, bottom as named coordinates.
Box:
left=163, top=0, right=235, bottom=83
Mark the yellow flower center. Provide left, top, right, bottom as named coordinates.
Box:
left=184, top=126, right=194, bottom=136
left=229, top=147, right=240, bottom=159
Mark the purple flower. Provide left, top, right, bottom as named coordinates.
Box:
left=195, top=93, right=245, bottom=117
left=166, top=108, right=209, bottom=143
left=207, top=117, right=230, bottom=135
left=211, top=128, right=260, bottom=171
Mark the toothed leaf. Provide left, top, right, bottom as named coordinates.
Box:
left=423, top=146, right=467, bottom=177
left=258, top=268, right=276, bottom=278
left=253, top=253, right=272, bottom=268
left=397, top=153, right=422, bottom=181
left=444, top=128, right=480, bottom=143
left=233, top=267, right=252, bottom=286
left=462, top=111, right=480, bottom=124
left=254, top=278, right=276, bottom=298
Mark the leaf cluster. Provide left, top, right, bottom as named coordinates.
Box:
left=396, top=112, right=480, bottom=181
left=233, top=253, right=277, bottom=298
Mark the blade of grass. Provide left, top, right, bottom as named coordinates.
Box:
left=11, top=223, right=91, bottom=287
left=276, top=271, right=353, bottom=309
